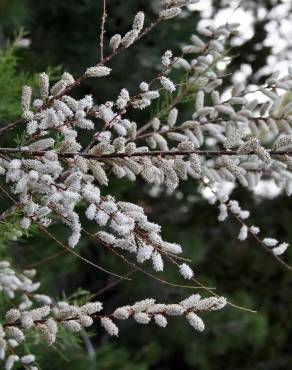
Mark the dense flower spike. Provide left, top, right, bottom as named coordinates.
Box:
left=1, top=292, right=226, bottom=343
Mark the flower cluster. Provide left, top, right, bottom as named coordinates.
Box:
left=0, top=0, right=291, bottom=366
left=0, top=261, right=49, bottom=370
left=0, top=257, right=225, bottom=369
left=1, top=294, right=226, bottom=352
left=0, top=261, right=51, bottom=308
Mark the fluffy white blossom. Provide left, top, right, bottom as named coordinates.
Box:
left=21, top=86, right=32, bottom=112
left=109, top=34, right=121, bottom=51
left=121, top=30, right=139, bottom=48
left=238, top=225, right=248, bottom=241
left=273, top=242, right=289, bottom=256
left=39, top=72, right=49, bottom=101
left=101, top=318, right=119, bottom=336
left=186, top=312, right=205, bottom=332
left=160, top=76, right=176, bottom=92
left=133, top=11, right=145, bottom=32
left=179, top=263, right=194, bottom=279
left=159, top=7, right=182, bottom=20
left=85, top=66, right=112, bottom=77
left=262, top=238, right=278, bottom=247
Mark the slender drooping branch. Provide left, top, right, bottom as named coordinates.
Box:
left=203, top=178, right=292, bottom=272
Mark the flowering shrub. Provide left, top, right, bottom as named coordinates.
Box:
left=0, top=0, right=292, bottom=368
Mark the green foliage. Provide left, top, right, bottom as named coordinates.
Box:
left=0, top=33, right=61, bottom=125
left=0, top=208, right=27, bottom=248
left=0, top=33, right=32, bottom=123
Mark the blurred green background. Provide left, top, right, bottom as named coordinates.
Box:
left=0, top=0, right=292, bottom=369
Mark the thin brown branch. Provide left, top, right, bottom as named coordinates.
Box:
left=99, top=0, right=107, bottom=62
left=81, top=226, right=211, bottom=291
left=230, top=209, right=292, bottom=272
left=38, top=225, right=131, bottom=280
left=90, top=270, right=135, bottom=298
left=162, top=246, right=256, bottom=314
left=0, top=147, right=292, bottom=159
left=28, top=250, right=67, bottom=268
